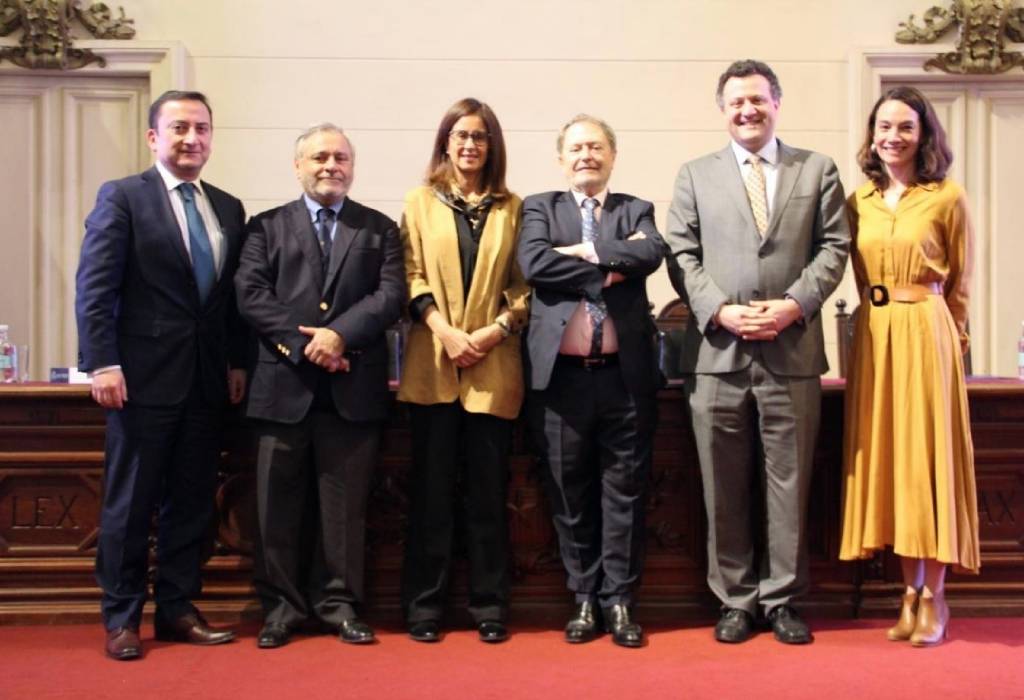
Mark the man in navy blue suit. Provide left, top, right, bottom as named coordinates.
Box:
left=76, top=90, right=247, bottom=660
left=518, top=115, right=667, bottom=648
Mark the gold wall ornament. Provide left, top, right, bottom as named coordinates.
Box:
left=896, top=0, right=1024, bottom=74
left=0, top=0, right=135, bottom=70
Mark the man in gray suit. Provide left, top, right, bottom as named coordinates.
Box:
left=666, top=60, right=849, bottom=644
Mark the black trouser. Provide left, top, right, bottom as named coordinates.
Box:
left=527, top=363, right=656, bottom=607
left=96, top=379, right=221, bottom=631
left=401, top=401, right=512, bottom=624
left=253, top=410, right=381, bottom=629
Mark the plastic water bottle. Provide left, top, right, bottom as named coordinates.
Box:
left=0, top=325, right=15, bottom=383
left=1018, top=321, right=1024, bottom=380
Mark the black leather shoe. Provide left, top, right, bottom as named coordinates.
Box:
left=257, top=623, right=291, bottom=649
left=408, top=620, right=441, bottom=643
left=154, top=611, right=235, bottom=645
left=714, top=608, right=754, bottom=643
left=478, top=620, right=508, bottom=644
left=767, top=605, right=813, bottom=644
left=338, top=618, right=375, bottom=644
left=603, top=604, right=643, bottom=648
left=105, top=627, right=142, bottom=660
left=565, top=601, right=599, bottom=644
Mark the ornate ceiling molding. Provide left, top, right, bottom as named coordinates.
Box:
left=0, top=0, right=135, bottom=70
left=896, top=1, right=1024, bottom=73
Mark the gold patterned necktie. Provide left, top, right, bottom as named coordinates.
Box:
left=744, top=154, right=769, bottom=236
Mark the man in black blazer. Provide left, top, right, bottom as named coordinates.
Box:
left=76, top=90, right=247, bottom=660
left=518, top=115, right=667, bottom=648
left=235, top=123, right=404, bottom=648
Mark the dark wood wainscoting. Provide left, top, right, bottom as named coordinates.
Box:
left=1, top=379, right=1022, bottom=625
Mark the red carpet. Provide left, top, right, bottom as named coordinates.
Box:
left=1, top=619, right=1022, bottom=699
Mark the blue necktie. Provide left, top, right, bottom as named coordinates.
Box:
left=178, top=183, right=216, bottom=304
left=581, top=198, right=606, bottom=355
left=317, top=207, right=335, bottom=273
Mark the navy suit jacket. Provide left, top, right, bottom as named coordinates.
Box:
left=235, top=197, right=405, bottom=424
left=517, top=191, right=667, bottom=396
left=75, top=166, right=248, bottom=407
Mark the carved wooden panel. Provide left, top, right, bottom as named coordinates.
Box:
left=1, top=380, right=1022, bottom=624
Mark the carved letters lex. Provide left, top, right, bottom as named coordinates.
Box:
left=10, top=494, right=79, bottom=529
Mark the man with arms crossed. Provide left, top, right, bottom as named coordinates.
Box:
left=665, top=60, right=849, bottom=644
left=235, top=123, right=404, bottom=648
left=519, top=115, right=667, bottom=648
left=76, top=90, right=247, bottom=660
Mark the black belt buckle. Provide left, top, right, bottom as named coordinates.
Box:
left=869, top=284, right=890, bottom=307
left=581, top=356, right=606, bottom=369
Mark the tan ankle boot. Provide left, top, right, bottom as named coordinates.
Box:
left=886, top=590, right=918, bottom=641
left=910, top=592, right=948, bottom=647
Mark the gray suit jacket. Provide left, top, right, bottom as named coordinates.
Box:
left=665, top=141, right=850, bottom=377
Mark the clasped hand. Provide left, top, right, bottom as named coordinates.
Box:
left=716, top=299, right=802, bottom=341
left=440, top=325, right=504, bottom=368
left=299, top=325, right=350, bottom=372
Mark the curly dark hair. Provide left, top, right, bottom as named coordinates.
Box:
left=425, top=97, right=509, bottom=199
left=715, top=59, right=782, bottom=108
left=858, top=86, right=952, bottom=190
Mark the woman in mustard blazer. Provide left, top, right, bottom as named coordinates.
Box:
left=397, top=98, right=528, bottom=643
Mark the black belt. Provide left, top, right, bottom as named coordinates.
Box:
left=556, top=353, right=619, bottom=369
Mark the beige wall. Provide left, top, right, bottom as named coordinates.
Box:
left=0, top=0, right=965, bottom=373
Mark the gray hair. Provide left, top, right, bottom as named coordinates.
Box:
left=556, top=113, right=617, bottom=154
left=294, top=122, right=355, bottom=159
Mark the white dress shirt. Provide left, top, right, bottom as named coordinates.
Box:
left=155, top=160, right=226, bottom=275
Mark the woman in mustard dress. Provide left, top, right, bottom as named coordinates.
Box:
left=840, top=86, right=979, bottom=647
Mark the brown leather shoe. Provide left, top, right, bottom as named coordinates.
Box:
left=910, top=592, right=949, bottom=647
left=154, top=611, right=236, bottom=645
left=887, top=590, right=919, bottom=641
left=106, top=627, right=142, bottom=660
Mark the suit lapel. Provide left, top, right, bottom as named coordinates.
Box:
left=463, top=197, right=508, bottom=317
left=556, top=192, right=583, bottom=244
left=324, top=199, right=357, bottom=291
left=143, top=167, right=194, bottom=278
left=202, top=183, right=238, bottom=302
left=598, top=193, right=620, bottom=242
left=763, top=141, right=803, bottom=241
left=287, top=198, right=326, bottom=292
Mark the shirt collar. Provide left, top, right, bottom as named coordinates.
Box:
left=570, top=188, right=609, bottom=209
left=731, top=138, right=779, bottom=168
left=156, top=160, right=206, bottom=197
left=860, top=179, right=942, bottom=198
left=303, top=193, right=345, bottom=221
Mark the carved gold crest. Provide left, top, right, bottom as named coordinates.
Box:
left=897, top=1, right=1024, bottom=73
left=0, top=0, right=135, bottom=70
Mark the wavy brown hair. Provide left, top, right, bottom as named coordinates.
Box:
left=858, top=86, right=952, bottom=190
left=425, top=97, right=509, bottom=199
